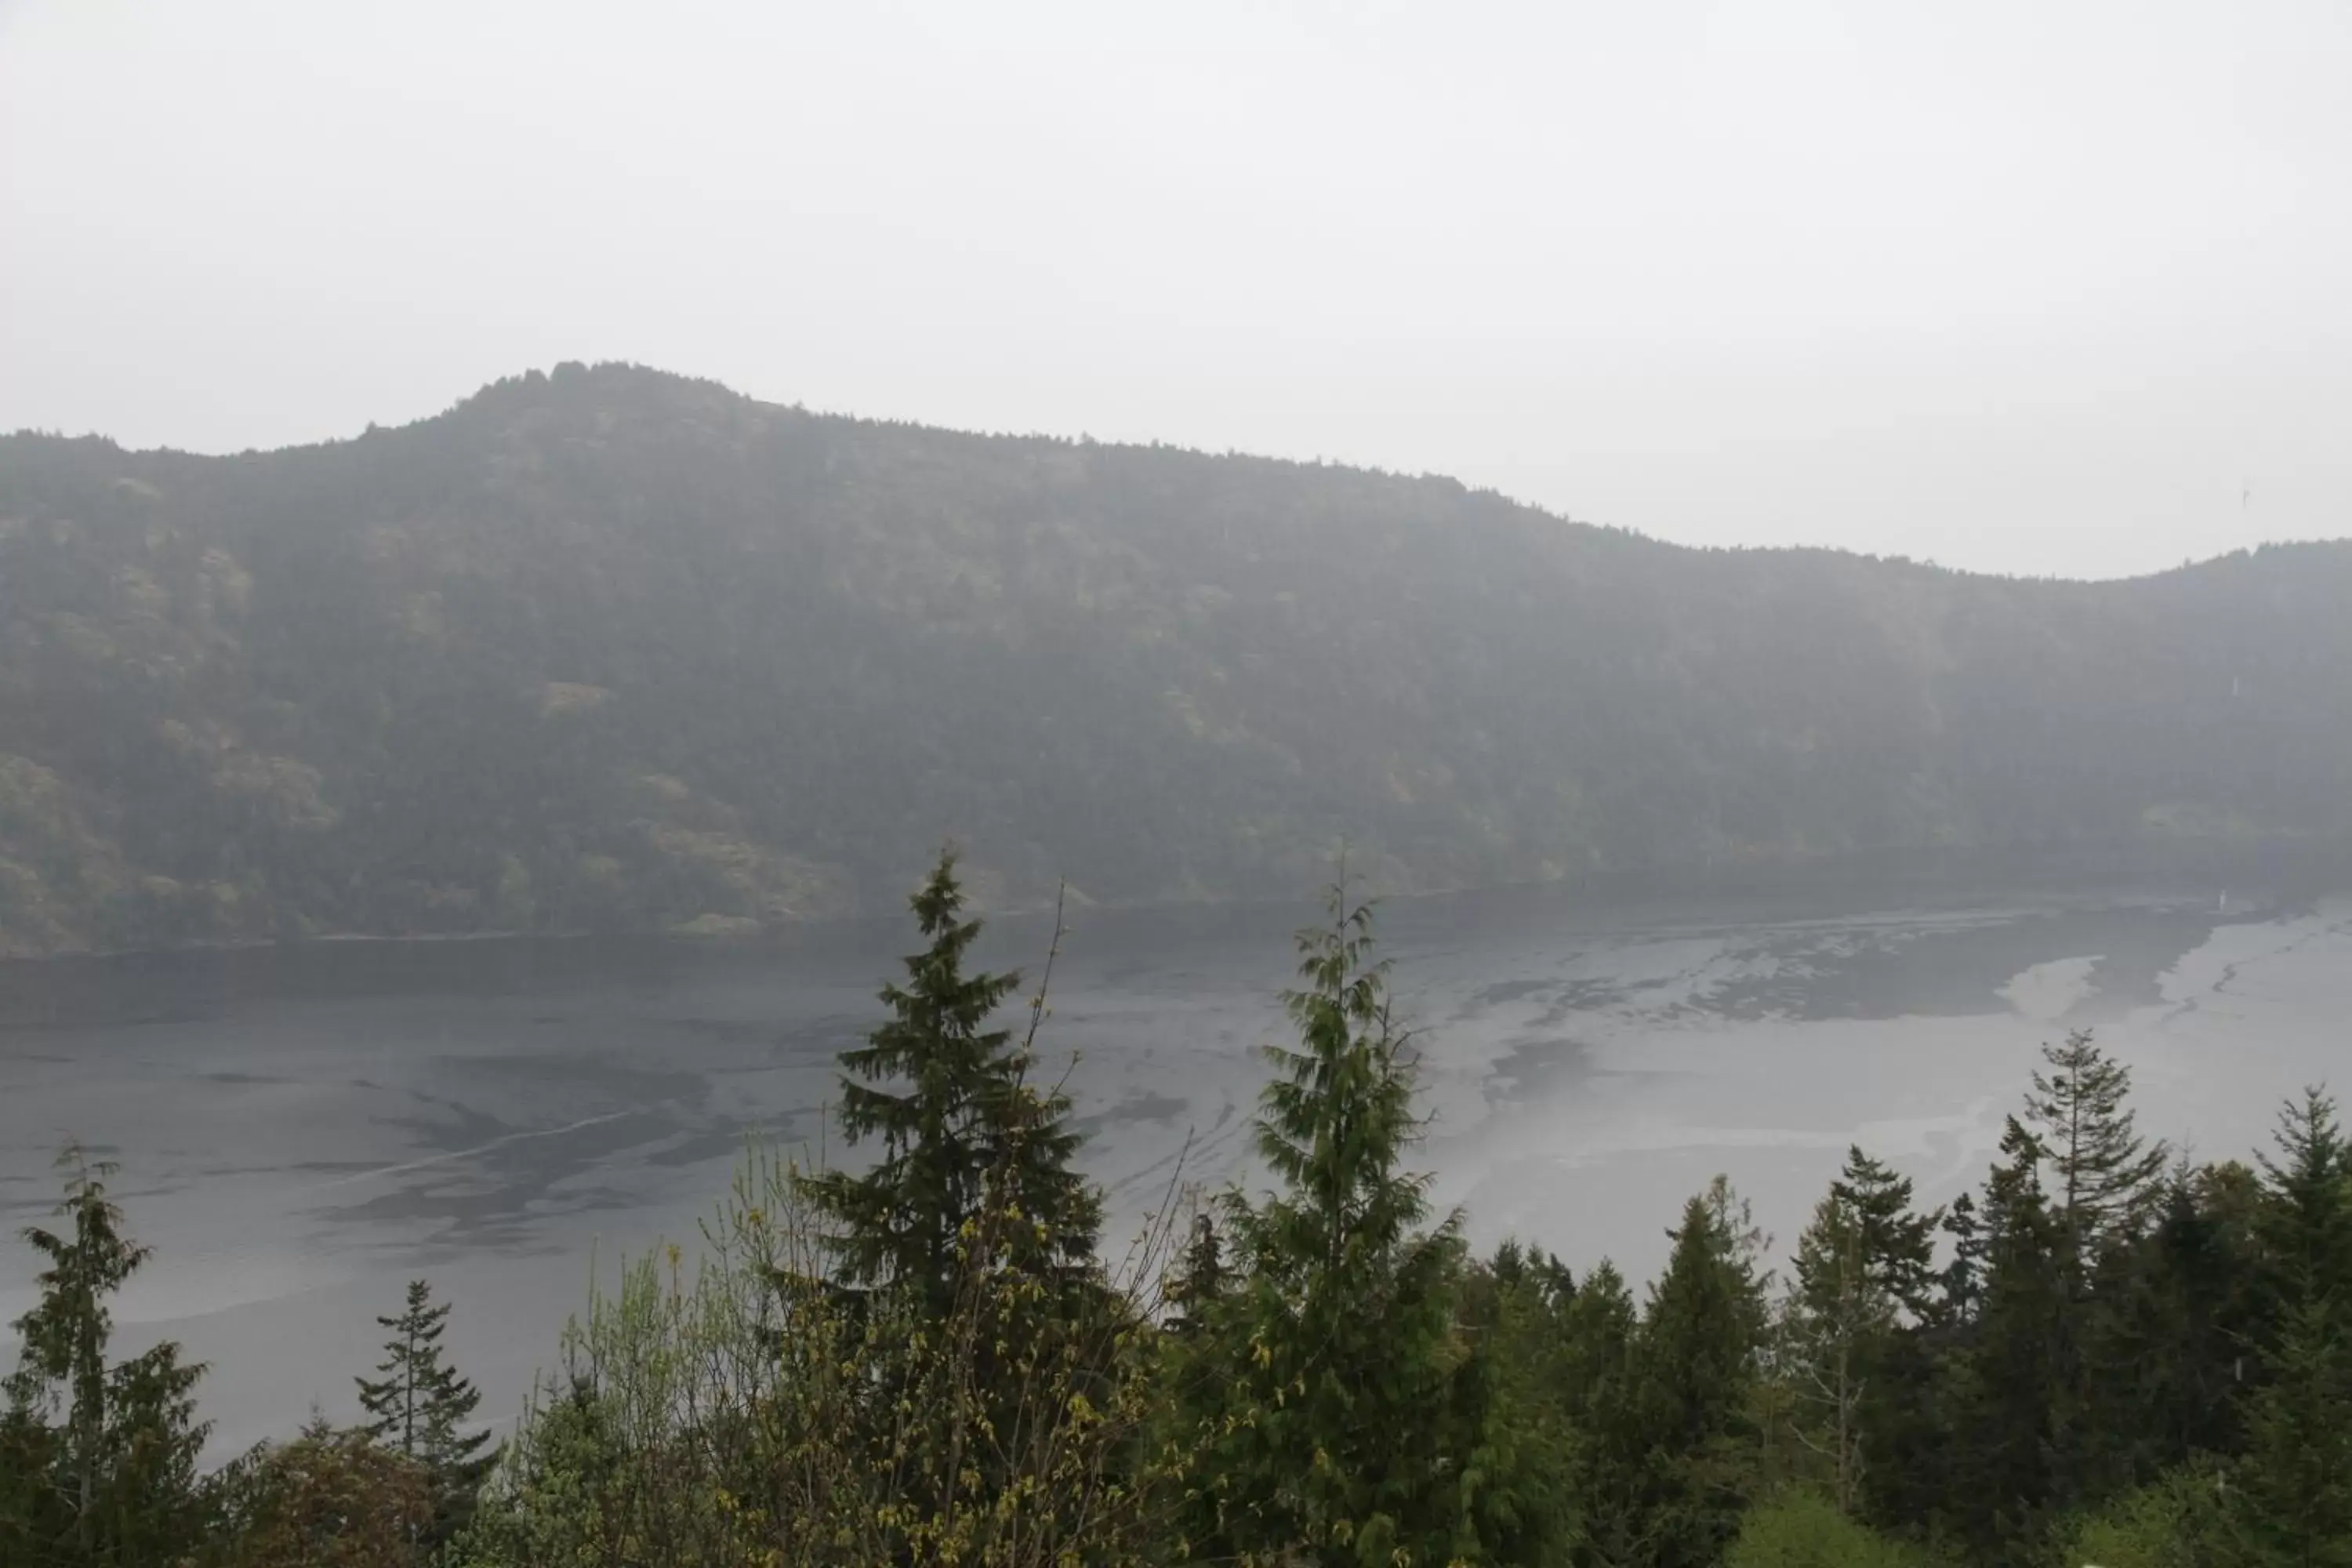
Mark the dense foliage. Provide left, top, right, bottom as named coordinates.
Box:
left=5, top=857, right=2351, bottom=1564
left=5, top=361, right=2351, bottom=954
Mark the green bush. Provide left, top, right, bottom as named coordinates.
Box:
left=1728, top=1491, right=1938, bottom=1568
left=2046, top=1464, right=2255, bottom=1568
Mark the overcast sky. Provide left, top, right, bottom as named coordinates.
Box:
left=3, top=0, right=2347, bottom=579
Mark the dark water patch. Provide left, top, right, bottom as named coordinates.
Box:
left=308, top=1109, right=688, bottom=1241
left=1519, top=980, right=1633, bottom=1031
left=1468, top=978, right=1554, bottom=1009
left=1485, top=1036, right=1601, bottom=1102
left=670, top=1015, right=792, bottom=1043
left=443, top=1052, right=707, bottom=1100
left=370, top=1095, right=517, bottom=1155
left=1075, top=1091, right=1191, bottom=1136
left=640, top=1127, right=769, bottom=1171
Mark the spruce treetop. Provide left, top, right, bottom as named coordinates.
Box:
left=800, top=848, right=1099, bottom=1312
left=2024, top=1029, right=2169, bottom=1266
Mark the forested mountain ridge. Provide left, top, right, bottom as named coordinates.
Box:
left=2, top=361, right=2347, bottom=956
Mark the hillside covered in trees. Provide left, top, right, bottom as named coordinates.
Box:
left=2, top=361, right=2348, bottom=955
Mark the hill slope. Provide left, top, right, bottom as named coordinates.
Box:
left=2, top=363, right=2347, bottom=956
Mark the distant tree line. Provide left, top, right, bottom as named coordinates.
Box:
left=6, top=849, right=2351, bottom=1564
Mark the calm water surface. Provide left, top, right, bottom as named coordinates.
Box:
left=4, top=876, right=2348, bottom=1454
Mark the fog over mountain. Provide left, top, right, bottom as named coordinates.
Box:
left=2, top=361, right=2346, bottom=956
left=6, top=2, right=2350, bottom=580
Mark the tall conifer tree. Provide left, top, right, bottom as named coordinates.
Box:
left=1800, top=1147, right=1942, bottom=1530
left=2, top=1144, right=209, bottom=1566
left=1559, top=1259, right=1653, bottom=1566
left=1828, top=1146, right=1939, bottom=1317
left=356, top=1279, right=493, bottom=1547
left=1638, top=1176, right=1769, bottom=1568
left=1944, top=1117, right=2067, bottom=1555
left=2092, top=1158, right=2262, bottom=1485
left=1165, top=1210, right=1229, bottom=1341
left=2024, top=1029, right=2168, bottom=1275
left=1783, top=1190, right=1885, bottom=1515
left=1186, top=883, right=1472, bottom=1565
left=2019, top=1031, right=2167, bottom=1508
left=2241, top=1090, right=2352, bottom=1562
left=800, top=849, right=1099, bottom=1316
left=2253, top=1088, right=2352, bottom=1323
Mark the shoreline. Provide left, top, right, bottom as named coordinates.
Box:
left=5, top=830, right=2349, bottom=973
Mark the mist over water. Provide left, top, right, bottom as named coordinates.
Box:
left=4, top=858, right=2347, bottom=1457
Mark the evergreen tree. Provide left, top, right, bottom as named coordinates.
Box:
left=1782, top=1190, right=1886, bottom=1515
left=1482, top=1237, right=1576, bottom=1319
left=800, top=849, right=1099, bottom=1316
left=2253, top=1088, right=2352, bottom=1325
left=2024, top=1029, right=2169, bottom=1275
left=1828, top=1146, right=1939, bottom=1318
left=1784, top=1147, right=1941, bottom=1534
left=1636, top=1176, right=1771, bottom=1568
left=356, top=1279, right=494, bottom=1547
left=2, top=1143, right=209, bottom=1566
left=2014, top=1033, right=2169, bottom=1511
left=2092, top=1159, right=2262, bottom=1486
left=1941, top=1117, right=2066, bottom=1558
left=1186, top=883, right=1472, bottom=1565
left=2241, top=1297, right=2352, bottom=1566
left=1447, top=1246, right=1580, bottom=1566
left=1531, top=1247, right=1578, bottom=1311
left=1933, top=1189, right=1985, bottom=1330
left=1552, top=1260, right=1657, bottom=1567
left=1849, top=1309, right=1945, bottom=1542
left=2239, top=1089, right=2352, bottom=1563
left=1165, top=1208, right=1229, bottom=1340
left=1867, top=1184, right=1984, bottom=1534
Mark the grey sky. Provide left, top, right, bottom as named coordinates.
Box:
left=3, top=0, right=2346, bottom=579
